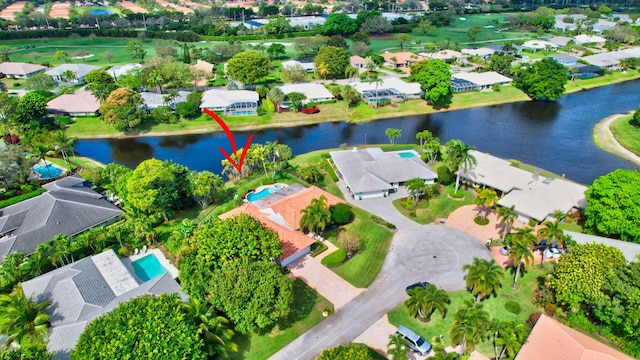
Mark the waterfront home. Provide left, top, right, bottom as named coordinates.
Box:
left=279, top=83, right=334, bottom=104
left=349, top=77, right=422, bottom=104
left=330, top=147, right=437, bottom=200
left=140, top=90, right=191, bottom=110
left=0, top=176, right=122, bottom=261
left=516, top=314, right=634, bottom=360
left=46, top=88, right=100, bottom=116
left=581, top=47, right=640, bottom=70
left=219, top=184, right=345, bottom=266
left=570, top=64, right=604, bottom=79
left=451, top=71, right=512, bottom=91
left=459, top=151, right=586, bottom=223
left=550, top=54, right=579, bottom=67
left=46, top=64, right=101, bottom=84
left=0, top=62, right=46, bottom=79
left=22, top=249, right=184, bottom=358
left=199, top=89, right=259, bottom=116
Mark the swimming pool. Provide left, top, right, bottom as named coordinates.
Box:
left=398, top=151, right=416, bottom=158
left=131, top=254, right=168, bottom=282
left=246, top=184, right=284, bottom=202
left=89, top=9, right=112, bottom=14
left=33, top=164, right=63, bottom=179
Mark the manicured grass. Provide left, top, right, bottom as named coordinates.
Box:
left=565, top=69, right=640, bottom=94
left=229, top=278, right=333, bottom=360
left=327, top=207, right=394, bottom=288
left=610, top=114, right=640, bottom=157
left=66, top=117, right=120, bottom=137
left=388, top=266, right=547, bottom=358
left=392, top=184, right=474, bottom=224
left=558, top=222, right=583, bottom=233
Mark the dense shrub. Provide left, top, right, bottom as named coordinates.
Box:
left=330, top=203, right=354, bottom=225
left=310, top=241, right=328, bottom=257
left=321, top=249, right=347, bottom=267
left=437, top=165, right=453, bottom=185
left=175, top=101, right=200, bottom=119
left=505, top=301, right=522, bottom=314
left=0, top=189, right=46, bottom=208
left=630, top=108, right=640, bottom=127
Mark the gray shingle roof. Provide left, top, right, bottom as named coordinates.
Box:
left=0, top=175, right=122, bottom=261
left=331, top=148, right=437, bottom=194
left=22, top=249, right=185, bottom=358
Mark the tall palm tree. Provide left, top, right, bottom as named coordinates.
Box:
left=462, top=258, right=504, bottom=303
left=387, top=333, right=410, bottom=360
left=507, top=237, right=535, bottom=289
left=186, top=297, right=238, bottom=358
left=491, top=319, right=529, bottom=360
left=536, top=219, right=563, bottom=268
left=449, top=300, right=491, bottom=355
left=267, top=86, right=285, bottom=113
left=0, top=251, right=27, bottom=285
left=405, top=284, right=451, bottom=322
left=0, top=284, right=51, bottom=349
left=299, top=195, right=331, bottom=235
left=385, top=128, right=402, bottom=144
left=51, top=130, right=78, bottom=171
left=496, top=205, right=517, bottom=242
left=250, top=144, right=271, bottom=179
left=444, top=139, right=477, bottom=193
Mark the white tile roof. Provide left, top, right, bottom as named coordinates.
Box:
left=140, top=90, right=190, bottom=109
left=279, top=83, right=334, bottom=101
left=452, top=71, right=512, bottom=87
left=521, top=40, right=558, bottom=50
left=461, top=48, right=496, bottom=57
left=200, top=89, right=258, bottom=109
left=106, top=63, right=142, bottom=79
left=573, top=34, right=606, bottom=45
left=581, top=47, right=640, bottom=67
left=350, top=77, right=422, bottom=96
left=46, top=64, right=100, bottom=78
left=282, top=60, right=315, bottom=72
left=0, top=62, right=46, bottom=76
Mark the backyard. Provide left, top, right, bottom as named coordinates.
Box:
left=392, top=183, right=474, bottom=225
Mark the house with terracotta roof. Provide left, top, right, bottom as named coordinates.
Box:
left=350, top=55, right=367, bottom=69
left=219, top=184, right=345, bottom=266
left=381, top=51, right=425, bottom=71
left=516, top=314, right=634, bottom=360
left=46, top=88, right=100, bottom=116
left=0, top=62, right=47, bottom=79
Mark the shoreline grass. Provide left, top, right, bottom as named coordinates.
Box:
left=610, top=114, right=640, bottom=157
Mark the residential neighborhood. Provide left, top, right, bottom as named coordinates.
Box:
left=1, top=1, right=640, bottom=360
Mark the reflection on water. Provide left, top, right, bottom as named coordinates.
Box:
left=76, top=80, right=640, bottom=184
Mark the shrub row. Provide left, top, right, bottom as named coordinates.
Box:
left=322, top=159, right=339, bottom=182
left=0, top=29, right=201, bottom=42
left=370, top=215, right=396, bottom=231
left=321, top=248, right=346, bottom=267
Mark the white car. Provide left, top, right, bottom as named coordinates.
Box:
left=544, top=247, right=564, bottom=259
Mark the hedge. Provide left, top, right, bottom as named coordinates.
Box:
left=321, top=249, right=347, bottom=267
left=0, top=29, right=201, bottom=42
left=0, top=188, right=47, bottom=209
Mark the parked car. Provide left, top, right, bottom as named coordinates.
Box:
left=499, top=244, right=511, bottom=255
left=544, top=247, right=564, bottom=259
left=406, top=282, right=429, bottom=293
left=396, top=325, right=432, bottom=356
left=301, top=106, right=320, bottom=114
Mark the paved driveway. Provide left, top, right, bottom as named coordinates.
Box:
left=270, top=225, right=491, bottom=360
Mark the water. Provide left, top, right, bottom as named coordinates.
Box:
left=75, top=80, right=640, bottom=185
left=131, top=254, right=168, bottom=282
left=33, top=164, right=63, bottom=179
left=88, top=9, right=112, bottom=15
left=398, top=151, right=417, bottom=158
left=246, top=184, right=283, bottom=202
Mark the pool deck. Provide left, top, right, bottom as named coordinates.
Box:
left=249, top=183, right=306, bottom=208
left=122, top=248, right=179, bottom=282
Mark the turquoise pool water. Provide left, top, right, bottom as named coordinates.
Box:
left=131, top=254, right=168, bottom=282
left=89, top=9, right=112, bottom=14
left=33, top=164, right=63, bottom=179
left=398, top=152, right=416, bottom=158
left=246, top=184, right=284, bottom=202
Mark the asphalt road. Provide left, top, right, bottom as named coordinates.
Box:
left=270, top=224, right=492, bottom=360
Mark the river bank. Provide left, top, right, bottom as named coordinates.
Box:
left=67, top=70, right=640, bottom=140
left=593, top=113, right=640, bottom=166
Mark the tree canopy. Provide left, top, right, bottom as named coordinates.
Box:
left=316, top=343, right=375, bottom=359
left=16, top=92, right=48, bottom=128
left=313, top=46, right=350, bottom=79
left=513, top=58, right=567, bottom=101
left=410, top=59, right=452, bottom=105
left=226, top=50, right=270, bottom=87
left=84, top=69, right=118, bottom=102
left=584, top=169, right=640, bottom=242
left=99, top=88, right=146, bottom=131
left=321, top=14, right=358, bottom=36
left=72, top=294, right=207, bottom=360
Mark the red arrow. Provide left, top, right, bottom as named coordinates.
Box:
left=203, top=108, right=253, bottom=173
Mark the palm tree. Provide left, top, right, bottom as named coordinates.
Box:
left=462, top=258, right=504, bottom=303
left=317, top=62, right=329, bottom=80
left=385, top=128, right=402, bottom=144
left=149, top=69, right=165, bottom=94
left=444, top=139, right=477, bottom=193
left=267, top=86, right=285, bottom=113
left=507, top=237, right=535, bottom=289
left=449, top=300, right=491, bottom=355
left=474, top=188, right=499, bottom=220
left=51, top=130, right=78, bottom=171
left=536, top=219, right=563, bottom=268
left=60, top=70, right=77, bottom=84
left=341, top=85, right=360, bottom=108
left=52, top=234, right=74, bottom=264
left=163, top=89, right=179, bottom=107
left=416, top=130, right=433, bottom=147
left=28, top=142, right=54, bottom=178
left=496, top=205, right=517, bottom=242
left=490, top=319, right=528, bottom=360
left=405, top=284, right=451, bottom=322
left=299, top=195, right=331, bottom=235
left=250, top=144, right=271, bottom=179
left=387, top=333, right=410, bottom=360
left=0, top=251, right=27, bottom=284
left=0, top=284, right=51, bottom=349
left=186, top=297, right=238, bottom=358
left=405, top=177, right=427, bottom=204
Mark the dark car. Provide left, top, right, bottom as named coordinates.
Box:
left=406, top=282, right=429, bottom=293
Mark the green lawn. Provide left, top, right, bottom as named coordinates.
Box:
left=565, top=69, right=640, bottom=94
left=610, top=114, right=640, bottom=157
left=229, top=278, right=333, bottom=360
left=388, top=266, right=548, bottom=358
left=326, top=207, right=394, bottom=288
left=392, top=184, right=474, bottom=224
